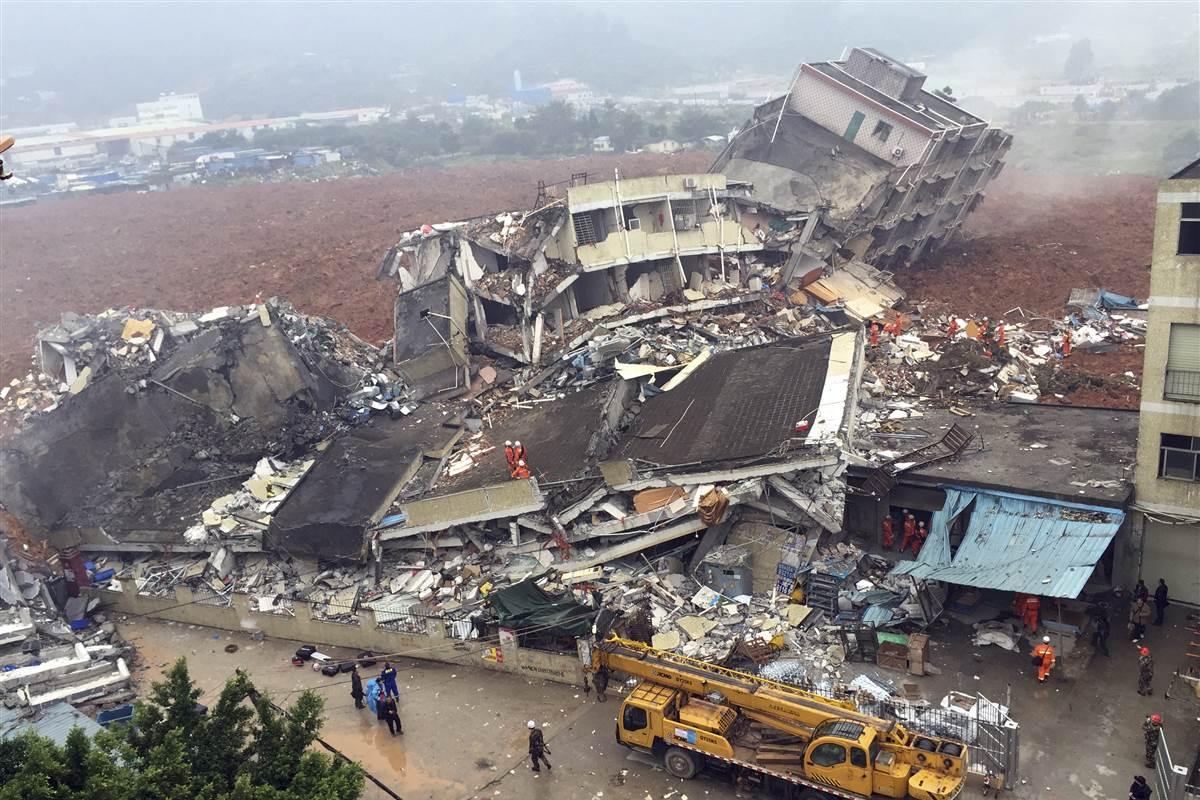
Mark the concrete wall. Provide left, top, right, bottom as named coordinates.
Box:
left=575, top=218, right=761, bottom=270
left=1135, top=177, right=1200, bottom=515
left=91, top=579, right=585, bottom=686
left=1133, top=177, right=1200, bottom=605
left=567, top=174, right=726, bottom=211
left=789, top=66, right=931, bottom=167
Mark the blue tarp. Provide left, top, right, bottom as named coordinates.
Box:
left=892, top=487, right=1124, bottom=598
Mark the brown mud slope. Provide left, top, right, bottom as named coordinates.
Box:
left=896, top=169, right=1155, bottom=318
left=0, top=152, right=710, bottom=384
left=895, top=170, right=1156, bottom=410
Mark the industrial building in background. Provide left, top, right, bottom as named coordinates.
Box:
left=1132, top=157, right=1200, bottom=605
left=716, top=47, right=1011, bottom=272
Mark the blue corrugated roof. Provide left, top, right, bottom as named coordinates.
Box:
left=0, top=701, right=104, bottom=745
left=892, top=488, right=1124, bottom=598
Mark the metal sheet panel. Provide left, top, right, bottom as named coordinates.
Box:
left=0, top=701, right=104, bottom=745
left=892, top=488, right=1124, bottom=598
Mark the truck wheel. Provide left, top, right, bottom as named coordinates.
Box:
left=664, top=747, right=699, bottom=779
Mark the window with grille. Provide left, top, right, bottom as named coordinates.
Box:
left=1165, top=323, right=1200, bottom=402
left=1159, top=433, right=1200, bottom=481
left=872, top=120, right=893, bottom=142
left=572, top=212, right=599, bottom=246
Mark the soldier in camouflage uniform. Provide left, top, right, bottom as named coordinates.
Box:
left=1138, top=647, right=1155, bottom=696
left=1144, top=714, right=1162, bottom=768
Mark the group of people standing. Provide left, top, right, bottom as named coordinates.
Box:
left=880, top=509, right=928, bottom=557
left=349, top=661, right=403, bottom=736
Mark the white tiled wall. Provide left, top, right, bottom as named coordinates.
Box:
left=788, top=69, right=931, bottom=166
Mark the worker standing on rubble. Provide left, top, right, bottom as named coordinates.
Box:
left=1144, top=714, right=1163, bottom=767
left=870, top=321, right=880, bottom=347
left=1023, top=595, right=1041, bottom=635
left=380, top=661, right=399, bottom=698
left=350, top=665, right=365, bottom=710
left=911, top=521, right=928, bottom=556
left=996, top=322, right=1006, bottom=347
left=881, top=515, right=895, bottom=550
left=504, top=440, right=516, bottom=473
left=947, top=317, right=959, bottom=338
left=1032, top=635, right=1055, bottom=682
left=1138, top=647, right=1155, bottom=695
left=1062, top=326, right=1072, bottom=358
left=512, top=459, right=531, bottom=479
left=527, top=720, right=552, bottom=773
left=899, top=510, right=916, bottom=553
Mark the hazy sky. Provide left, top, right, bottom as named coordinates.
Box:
left=2, top=1, right=1196, bottom=123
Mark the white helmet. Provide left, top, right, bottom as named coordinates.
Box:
left=505, top=440, right=513, bottom=446
left=514, top=440, right=522, bottom=447
left=527, top=720, right=536, bottom=729
left=1042, top=635, right=1051, bottom=643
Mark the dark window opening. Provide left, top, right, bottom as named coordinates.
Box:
left=479, top=297, right=517, bottom=326
left=1159, top=433, right=1199, bottom=481
left=851, top=748, right=868, bottom=768
left=872, top=121, right=893, bottom=142
left=1180, top=203, right=1200, bottom=255
left=573, top=211, right=606, bottom=246
left=810, top=743, right=847, bottom=767
left=622, top=705, right=648, bottom=732
left=573, top=270, right=616, bottom=312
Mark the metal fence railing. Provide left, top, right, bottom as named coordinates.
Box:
left=1155, top=726, right=1196, bottom=800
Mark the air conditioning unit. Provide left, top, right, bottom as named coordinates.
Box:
left=892, top=147, right=905, bottom=159
left=627, top=217, right=642, bottom=231
left=683, top=177, right=698, bottom=189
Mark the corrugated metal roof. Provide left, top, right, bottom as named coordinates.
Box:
left=892, top=488, right=1124, bottom=598
left=0, top=701, right=103, bottom=745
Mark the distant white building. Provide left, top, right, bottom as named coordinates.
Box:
left=592, top=136, right=613, bottom=153
left=136, top=93, right=204, bottom=124
left=645, top=139, right=681, bottom=154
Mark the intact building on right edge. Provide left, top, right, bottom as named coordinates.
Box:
left=1133, top=158, right=1200, bottom=606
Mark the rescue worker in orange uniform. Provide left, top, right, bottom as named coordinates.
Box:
left=996, top=322, right=1006, bottom=347
left=1032, top=635, right=1055, bottom=682
left=1062, top=327, right=1072, bottom=358
left=513, top=440, right=527, bottom=465
left=1024, top=595, right=1041, bottom=635
left=881, top=515, right=895, bottom=550
left=947, top=317, right=959, bottom=338
left=503, top=440, right=516, bottom=473
left=870, top=321, right=881, bottom=347
left=899, top=510, right=917, bottom=553
left=512, top=459, right=531, bottom=479
left=911, top=520, right=928, bottom=556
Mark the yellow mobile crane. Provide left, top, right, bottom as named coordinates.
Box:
left=590, top=637, right=966, bottom=800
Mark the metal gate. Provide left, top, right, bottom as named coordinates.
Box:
left=860, top=692, right=1020, bottom=789
left=1154, top=726, right=1196, bottom=800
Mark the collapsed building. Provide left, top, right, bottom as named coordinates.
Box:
left=716, top=46, right=1012, bottom=271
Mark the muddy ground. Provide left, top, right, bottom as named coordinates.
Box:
left=0, top=162, right=1152, bottom=409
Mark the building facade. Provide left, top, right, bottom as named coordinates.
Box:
left=717, top=47, right=1011, bottom=271
left=1133, top=158, right=1200, bottom=605
left=136, top=92, right=204, bottom=124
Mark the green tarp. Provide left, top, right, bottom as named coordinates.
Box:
left=488, top=575, right=596, bottom=637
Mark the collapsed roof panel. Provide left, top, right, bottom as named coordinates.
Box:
left=270, top=413, right=463, bottom=560
left=613, top=332, right=853, bottom=469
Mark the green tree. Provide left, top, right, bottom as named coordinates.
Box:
left=0, top=660, right=364, bottom=800
left=674, top=108, right=718, bottom=142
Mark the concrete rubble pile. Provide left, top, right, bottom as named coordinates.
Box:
left=0, top=298, right=403, bottom=555
left=857, top=304, right=1143, bottom=423
left=0, top=540, right=132, bottom=712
